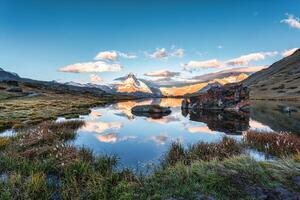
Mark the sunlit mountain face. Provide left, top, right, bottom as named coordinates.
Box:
left=159, top=73, right=248, bottom=96
left=114, top=73, right=153, bottom=94
left=111, top=72, right=248, bottom=97
left=63, top=68, right=250, bottom=97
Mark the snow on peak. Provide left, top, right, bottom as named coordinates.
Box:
left=116, top=73, right=153, bottom=94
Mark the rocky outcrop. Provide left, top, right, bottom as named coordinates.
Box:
left=131, top=105, right=171, bottom=118
left=182, top=83, right=250, bottom=112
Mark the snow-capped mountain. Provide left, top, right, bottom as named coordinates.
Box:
left=65, top=72, right=249, bottom=97
left=65, top=81, right=114, bottom=93
left=113, top=73, right=161, bottom=97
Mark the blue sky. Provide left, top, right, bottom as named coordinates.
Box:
left=0, top=0, right=299, bottom=84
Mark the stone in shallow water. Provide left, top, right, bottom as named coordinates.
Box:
left=131, top=105, right=171, bottom=118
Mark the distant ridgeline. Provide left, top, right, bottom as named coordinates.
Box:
left=0, top=67, right=108, bottom=97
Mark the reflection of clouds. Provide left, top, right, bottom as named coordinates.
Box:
left=114, top=99, right=153, bottom=119
left=152, top=135, right=168, bottom=145
left=97, top=133, right=137, bottom=143
left=119, top=135, right=137, bottom=141
left=249, top=119, right=274, bottom=132
left=97, top=133, right=118, bottom=143
left=187, top=125, right=216, bottom=134
left=90, top=110, right=102, bottom=119
left=146, top=116, right=180, bottom=124
left=81, top=121, right=122, bottom=133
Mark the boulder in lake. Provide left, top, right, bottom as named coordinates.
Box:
left=131, top=105, right=171, bottom=118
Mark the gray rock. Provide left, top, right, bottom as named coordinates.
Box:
left=131, top=105, right=171, bottom=118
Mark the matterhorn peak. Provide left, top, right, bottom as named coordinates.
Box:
left=124, top=73, right=140, bottom=85
left=127, top=72, right=136, bottom=78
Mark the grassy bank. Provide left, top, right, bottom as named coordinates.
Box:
left=1, top=121, right=300, bottom=199
left=0, top=81, right=132, bottom=131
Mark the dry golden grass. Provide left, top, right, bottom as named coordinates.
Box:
left=244, top=130, right=300, bottom=156
left=0, top=81, right=126, bottom=131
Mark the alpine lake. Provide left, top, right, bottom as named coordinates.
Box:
left=1, top=98, right=300, bottom=170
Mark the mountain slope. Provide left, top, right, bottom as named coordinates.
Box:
left=243, top=48, right=300, bottom=100
left=0, top=68, right=21, bottom=81
left=113, top=73, right=161, bottom=97
left=160, top=73, right=248, bottom=96
left=0, top=68, right=110, bottom=98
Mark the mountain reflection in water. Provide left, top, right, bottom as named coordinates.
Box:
left=3, top=98, right=299, bottom=169
left=65, top=98, right=300, bottom=169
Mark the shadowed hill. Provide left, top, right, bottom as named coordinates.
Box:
left=243, top=49, right=300, bottom=100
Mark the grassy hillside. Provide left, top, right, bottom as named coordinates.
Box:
left=0, top=81, right=130, bottom=131
left=243, top=49, right=300, bottom=100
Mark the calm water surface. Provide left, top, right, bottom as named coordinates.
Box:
left=2, top=98, right=300, bottom=169
left=60, top=98, right=300, bottom=169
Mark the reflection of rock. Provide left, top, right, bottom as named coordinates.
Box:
left=182, top=83, right=250, bottom=112
left=97, top=133, right=118, bottom=143
left=131, top=105, right=171, bottom=119
left=81, top=121, right=122, bottom=133
left=185, top=109, right=249, bottom=135
left=146, top=116, right=180, bottom=124
left=251, top=101, right=300, bottom=134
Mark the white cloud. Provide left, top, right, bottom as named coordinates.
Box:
left=90, top=74, right=104, bottom=83
left=95, top=51, right=118, bottom=61
left=95, top=50, right=137, bottom=60
left=144, top=70, right=180, bottom=77
left=226, top=51, right=278, bottom=66
left=171, top=48, right=185, bottom=58
left=183, top=59, right=222, bottom=71
left=217, top=45, right=223, bottom=49
left=58, top=61, right=122, bottom=73
left=145, top=47, right=185, bottom=59
left=145, top=48, right=168, bottom=59
left=221, top=65, right=268, bottom=73
left=118, top=52, right=137, bottom=59
left=282, top=48, right=299, bottom=57
left=281, top=14, right=300, bottom=29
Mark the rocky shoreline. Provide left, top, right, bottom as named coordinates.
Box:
left=182, top=83, right=250, bottom=113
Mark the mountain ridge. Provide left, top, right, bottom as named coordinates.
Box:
left=243, top=48, right=300, bottom=100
